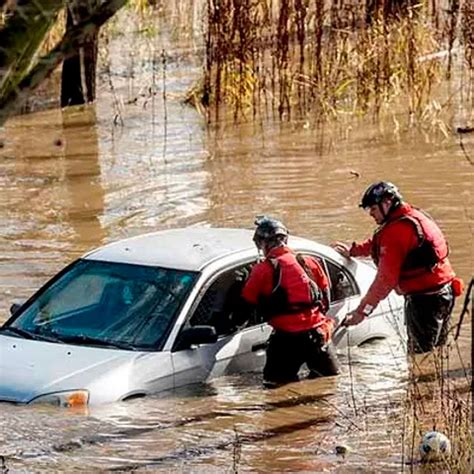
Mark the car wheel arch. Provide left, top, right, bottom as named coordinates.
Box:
left=121, top=392, right=147, bottom=402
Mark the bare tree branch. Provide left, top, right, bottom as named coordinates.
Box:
left=0, top=0, right=127, bottom=126
left=0, top=1, right=64, bottom=93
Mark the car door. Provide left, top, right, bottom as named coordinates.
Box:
left=322, top=257, right=364, bottom=346
left=171, top=261, right=271, bottom=389
left=299, top=253, right=362, bottom=347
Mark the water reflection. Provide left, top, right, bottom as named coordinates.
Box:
left=0, top=99, right=472, bottom=473
left=61, top=107, right=105, bottom=247
left=0, top=338, right=418, bottom=471
left=0, top=106, right=106, bottom=315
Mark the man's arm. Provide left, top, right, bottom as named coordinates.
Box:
left=332, top=238, right=373, bottom=258
left=344, top=221, right=418, bottom=325
left=231, top=262, right=272, bottom=327
left=241, top=262, right=272, bottom=304
left=305, top=256, right=330, bottom=313
left=303, top=257, right=328, bottom=287
left=350, top=238, right=373, bottom=257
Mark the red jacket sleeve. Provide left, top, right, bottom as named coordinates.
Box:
left=304, top=256, right=330, bottom=313
left=350, top=238, right=373, bottom=257
left=305, top=257, right=329, bottom=290
left=357, top=220, right=419, bottom=313
left=241, top=261, right=273, bottom=304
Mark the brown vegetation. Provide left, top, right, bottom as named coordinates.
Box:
left=199, top=0, right=473, bottom=126
left=0, top=0, right=127, bottom=125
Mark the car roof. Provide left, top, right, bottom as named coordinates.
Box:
left=84, top=227, right=331, bottom=272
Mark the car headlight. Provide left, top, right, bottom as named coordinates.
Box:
left=29, top=390, right=89, bottom=407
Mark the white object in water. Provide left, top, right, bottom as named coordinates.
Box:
left=419, top=431, right=451, bottom=462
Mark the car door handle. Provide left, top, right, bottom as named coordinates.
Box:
left=252, top=342, right=267, bottom=352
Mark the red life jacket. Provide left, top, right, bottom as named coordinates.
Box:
left=260, top=252, right=322, bottom=318
left=371, top=205, right=452, bottom=289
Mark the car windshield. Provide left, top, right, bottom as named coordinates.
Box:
left=5, top=259, right=197, bottom=351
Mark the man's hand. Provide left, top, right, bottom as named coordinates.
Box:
left=342, top=309, right=365, bottom=326
left=331, top=241, right=351, bottom=258
left=235, top=267, right=250, bottom=282
left=315, top=317, right=334, bottom=344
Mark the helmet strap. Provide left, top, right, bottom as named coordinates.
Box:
left=379, top=196, right=400, bottom=223
left=254, top=238, right=266, bottom=259
left=389, top=198, right=401, bottom=213
left=378, top=203, right=387, bottom=223
left=262, top=241, right=273, bottom=256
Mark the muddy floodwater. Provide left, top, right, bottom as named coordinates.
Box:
left=0, top=10, right=472, bottom=472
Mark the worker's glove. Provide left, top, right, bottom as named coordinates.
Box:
left=342, top=309, right=366, bottom=326
left=235, top=267, right=250, bottom=282
left=331, top=241, right=351, bottom=258
left=316, top=318, right=334, bottom=345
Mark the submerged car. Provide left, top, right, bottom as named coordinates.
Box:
left=0, top=228, right=405, bottom=406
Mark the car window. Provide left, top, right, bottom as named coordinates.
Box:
left=188, top=261, right=262, bottom=337
left=8, top=259, right=198, bottom=350
left=324, top=259, right=359, bottom=302
left=36, top=273, right=107, bottom=316
left=297, top=253, right=358, bottom=303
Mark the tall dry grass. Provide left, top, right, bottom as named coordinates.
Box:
left=200, top=0, right=473, bottom=126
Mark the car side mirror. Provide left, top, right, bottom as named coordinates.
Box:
left=10, top=301, right=24, bottom=316
left=176, top=325, right=218, bottom=350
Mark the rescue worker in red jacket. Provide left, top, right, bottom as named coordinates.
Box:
left=238, top=216, right=339, bottom=387
left=332, top=182, right=461, bottom=354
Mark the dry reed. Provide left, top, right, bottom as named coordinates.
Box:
left=201, top=0, right=472, bottom=127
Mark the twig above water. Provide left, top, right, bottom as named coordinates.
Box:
left=454, top=278, right=473, bottom=341
left=458, top=134, right=474, bottom=166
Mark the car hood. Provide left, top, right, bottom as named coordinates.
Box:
left=0, top=334, right=142, bottom=404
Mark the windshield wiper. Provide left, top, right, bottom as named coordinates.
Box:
left=0, top=326, right=57, bottom=341
left=58, top=334, right=138, bottom=351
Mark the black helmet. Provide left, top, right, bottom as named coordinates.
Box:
left=359, top=181, right=403, bottom=209
left=253, top=216, right=289, bottom=249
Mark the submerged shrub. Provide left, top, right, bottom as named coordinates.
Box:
left=201, top=0, right=472, bottom=126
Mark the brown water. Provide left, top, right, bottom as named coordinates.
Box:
left=0, top=7, right=472, bottom=472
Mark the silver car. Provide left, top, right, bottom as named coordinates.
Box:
left=0, top=228, right=405, bottom=406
